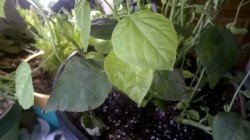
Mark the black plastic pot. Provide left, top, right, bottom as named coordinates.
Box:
left=53, top=52, right=94, bottom=140
left=0, top=103, right=21, bottom=140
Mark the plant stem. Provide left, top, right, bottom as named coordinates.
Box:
left=164, top=0, right=170, bottom=17
left=27, top=0, right=64, bottom=64
left=233, top=0, right=244, bottom=25
left=169, top=0, right=176, bottom=21
left=126, top=0, right=131, bottom=15
left=242, top=0, right=250, bottom=6
left=177, top=118, right=212, bottom=134
left=227, top=68, right=250, bottom=112
left=24, top=51, right=44, bottom=62
left=180, top=0, right=186, bottom=26
left=192, top=0, right=211, bottom=34
left=181, top=69, right=205, bottom=116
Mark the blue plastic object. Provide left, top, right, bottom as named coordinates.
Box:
left=32, top=106, right=59, bottom=131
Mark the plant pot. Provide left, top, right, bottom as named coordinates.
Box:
left=0, top=103, right=21, bottom=140
left=52, top=52, right=93, bottom=139
left=33, top=92, right=59, bottom=130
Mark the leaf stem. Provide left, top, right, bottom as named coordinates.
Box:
left=242, top=0, right=250, bottom=6
left=227, top=68, right=250, bottom=112
left=169, top=0, right=176, bottom=21
left=126, top=0, right=131, bottom=15
left=181, top=69, right=205, bottom=116
left=180, top=0, right=186, bottom=26
left=27, top=0, right=65, bottom=64
left=164, top=0, right=170, bottom=17
left=24, top=51, right=44, bottom=62
left=233, top=0, right=244, bottom=25
left=177, top=118, right=212, bottom=134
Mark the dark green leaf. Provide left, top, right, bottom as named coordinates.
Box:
left=15, top=61, right=34, bottom=109
left=112, top=11, right=178, bottom=70
left=213, top=112, right=250, bottom=140
left=196, top=26, right=240, bottom=88
left=151, top=70, right=188, bottom=101
left=91, top=18, right=118, bottom=40
left=45, top=56, right=112, bottom=112
left=104, top=51, right=154, bottom=105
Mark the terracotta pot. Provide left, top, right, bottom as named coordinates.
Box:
left=34, top=92, right=50, bottom=108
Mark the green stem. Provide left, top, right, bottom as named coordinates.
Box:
left=189, top=64, right=201, bottom=89
left=192, top=0, right=211, bottom=34
left=27, top=0, right=64, bottom=64
left=227, top=68, right=250, bottom=112
left=180, top=0, right=186, bottom=26
left=233, top=0, right=244, bottom=25
left=181, top=69, right=205, bottom=115
left=169, top=0, right=176, bottom=21
left=177, top=118, right=212, bottom=134
left=164, top=0, right=170, bottom=17
left=126, top=0, right=131, bottom=15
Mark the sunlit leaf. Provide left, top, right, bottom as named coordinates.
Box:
left=104, top=51, right=154, bottom=105
left=15, top=61, right=34, bottom=109
left=112, top=11, right=178, bottom=70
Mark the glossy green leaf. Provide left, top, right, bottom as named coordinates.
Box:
left=91, top=18, right=118, bottom=40
left=151, top=70, right=188, bottom=101
left=75, top=0, right=91, bottom=51
left=196, top=26, right=240, bottom=88
left=104, top=51, right=154, bottom=105
left=112, top=11, right=178, bottom=70
left=15, top=61, right=34, bottom=109
left=213, top=112, right=250, bottom=140
left=45, top=56, right=112, bottom=112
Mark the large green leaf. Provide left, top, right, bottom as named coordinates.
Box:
left=104, top=51, right=154, bottom=105
left=112, top=11, right=178, bottom=70
left=75, top=0, right=91, bottom=51
left=213, top=112, right=250, bottom=140
left=196, top=26, right=240, bottom=88
left=15, top=61, right=34, bottom=109
left=45, top=56, right=112, bottom=112
left=151, top=70, right=188, bottom=101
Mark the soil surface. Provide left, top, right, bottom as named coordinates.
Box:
left=67, top=79, right=235, bottom=140
left=0, top=51, right=53, bottom=95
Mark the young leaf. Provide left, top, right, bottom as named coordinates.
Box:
left=112, top=10, right=178, bottom=70
left=45, top=56, right=112, bottom=112
left=212, top=112, right=250, bottom=140
left=75, top=0, right=91, bottom=51
left=187, top=110, right=200, bottom=121
left=104, top=51, right=154, bottom=105
left=15, top=61, right=34, bottom=109
left=196, top=27, right=240, bottom=88
left=151, top=70, right=188, bottom=101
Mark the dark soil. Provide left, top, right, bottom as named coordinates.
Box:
left=67, top=79, right=235, bottom=140
left=0, top=51, right=53, bottom=95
